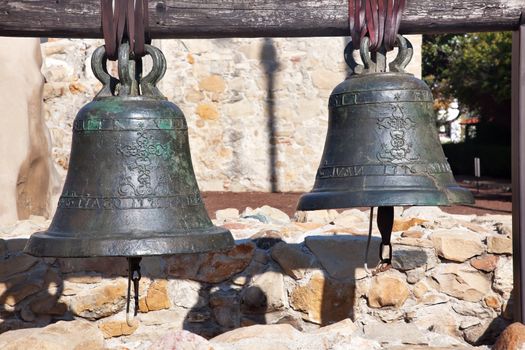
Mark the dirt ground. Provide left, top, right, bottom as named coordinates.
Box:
left=202, top=177, right=512, bottom=218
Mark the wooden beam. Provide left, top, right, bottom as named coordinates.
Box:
left=0, top=1, right=522, bottom=39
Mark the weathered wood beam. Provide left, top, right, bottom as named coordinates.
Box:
left=0, top=0, right=522, bottom=39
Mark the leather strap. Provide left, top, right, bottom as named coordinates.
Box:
left=384, top=0, right=405, bottom=51
left=133, top=0, right=150, bottom=57
left=348, top=0, right=405, bottom=52
left=348, top=0, right=366, bottom=49
left=101, top=0, right=151, bottom=60
left=365, top=0, right=378, bottom=51
left=101, top=0, right=117, bottom=60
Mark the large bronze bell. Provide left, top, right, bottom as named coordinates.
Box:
left=298, top=35, right=474, bottom=211
left=25, top=43, right=234, bottom=258
left=298, top=35, right=474, bottom=269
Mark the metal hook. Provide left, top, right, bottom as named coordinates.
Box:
left=91, top=42, right=167, bottom=99
left=389, top=35, right=414, bottom=73
left=92, top=46, right=119, bottom=99
left=344, top=38, right=364, bottom=76
left=379, top=241, right=393, bottom=263
left=344, top=34, right=414, bottom=75
left=140, top=44, right=167, bottom=99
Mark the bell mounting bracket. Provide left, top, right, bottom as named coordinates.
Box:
left=344, top=34, right=414, bottom=75
left=91, top=42, right=167, bottom=100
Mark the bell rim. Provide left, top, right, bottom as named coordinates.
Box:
left=23, top=227, right=235, bottom=258
left=297, top=188, right=474, bottom=211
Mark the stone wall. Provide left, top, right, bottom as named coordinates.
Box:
left=41, top=36, right=422, bottom=193
left=0, top=207, right=512, bottom=349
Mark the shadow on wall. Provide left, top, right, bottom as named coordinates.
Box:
left=0, top=236, right=363, bottom=337
left=0, top=233, right=512, bottom=345
left=0, top=238, right=71, bottom=332
left=260, top=38, right=280, bottom=193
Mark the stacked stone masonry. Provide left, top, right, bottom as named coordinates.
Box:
left=41, top=36, right=422, bottom=193
left=0, top=206, right=512, bottom=349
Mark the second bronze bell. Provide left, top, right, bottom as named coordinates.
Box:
left=298, top=35, right=474, bottom=211
left=24, top=43, right=234, bottom=258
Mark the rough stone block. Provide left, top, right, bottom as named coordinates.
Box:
left=432, top=264, right=491, bottom=302
left=487, top=235, right=512, bottom=255
left=0, top=320, right=104, bottom=350
left=431, top=230, right=484, bottom=262
left=367, top=273, right=410, bottom=308
left=290, top=271, right=355, bottom=325
left=305, top=235, right=381, bottom=280
left=271, top=242, right=316, bottom=280
left=166, top=242, right=255, bottom=284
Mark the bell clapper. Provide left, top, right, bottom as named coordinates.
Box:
left=126, top=257, right=142, bottom=327
left=374, top=206, right=394, bottom=275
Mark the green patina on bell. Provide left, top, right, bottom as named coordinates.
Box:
left=298, top=35, right=474, bottom=211
left=25, top=43, right=234, bottom=258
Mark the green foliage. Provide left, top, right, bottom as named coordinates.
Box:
left=423, top=32, right=512, bottom=145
